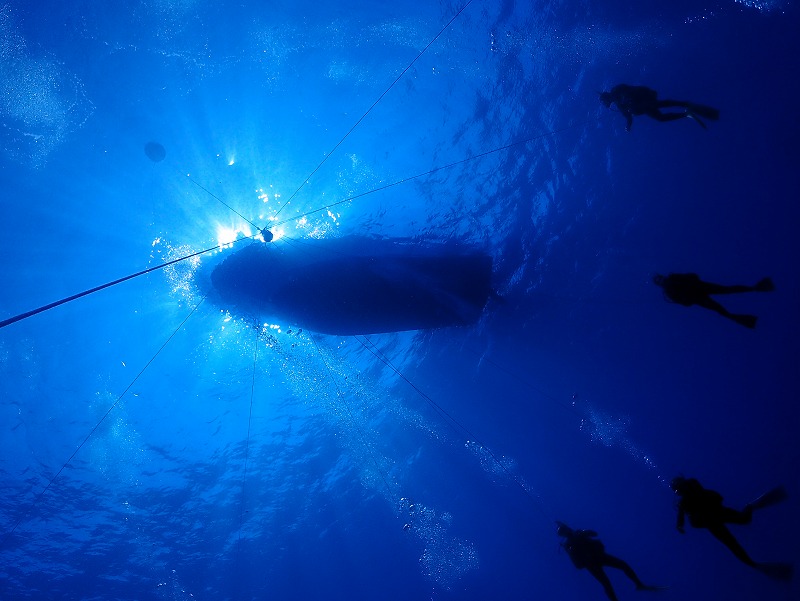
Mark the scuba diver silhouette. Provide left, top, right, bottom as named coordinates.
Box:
left=556, top=522, right=664, bottom=601
left=599, top=84, right=719, bottom=131
left=653, top=273, right=774, bottom=328
left=670, top=477, right=793, bottom=580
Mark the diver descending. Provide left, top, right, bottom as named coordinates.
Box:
left=556, top=522, right=664, bottom=601
left=670, top=477, right=793, bottom=580
left=599, top=84, right=719, bottom=131
left=653, top=273, right=774, bottom=328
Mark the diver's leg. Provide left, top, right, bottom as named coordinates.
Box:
left=602, top=554, right=645, bottom=588
left=657, top=99, right=691, bottom=109
left=703, top=278, right=775, bottom=294
left=699, top=282, right=757, bottom=295
left=707, top=524, right=758, bottom=567
left=645, top=109, right=687, bottom=123
left=586, top=565, right=619, bottom=601
left=685, top=103, right=721, bottom=120
left=721, top=506, right=753, bottom=525
left=694, top=296, right=757, bottom=328
left=653, top=99, right=692, bottom=121
left=655, top=100, right=714, bottom=127
left=657, top=98, right=720, bottom=119
left=694, top=296, right=733, bottom=316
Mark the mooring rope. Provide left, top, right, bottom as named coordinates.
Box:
left=272, top=0, right=477, bottom=219
left=2, top=296, right=206, bottom=543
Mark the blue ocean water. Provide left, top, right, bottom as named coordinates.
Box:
left=1, top=0, right=799, bottom=599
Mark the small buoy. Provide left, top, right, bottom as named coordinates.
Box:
left=260, top=228, right=274, bottom=242
left=144, top=141, right=166, bottom=162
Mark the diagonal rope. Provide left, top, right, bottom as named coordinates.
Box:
left=2, top=296, right=206, bottom=544
left=237, top=323, right=260, bottom=552
left=272, top=0, right=476, bottom=219
left=272, top=120, right=589, bottom=228
left=0, top=242, right=231, bottom=330
left=354, top=334, right=553, bottom=520
left=185, top=174, right=261, bottom=230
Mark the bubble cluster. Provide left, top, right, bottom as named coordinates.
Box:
left=0, top=6, right=93, bottom=167
left=579, top=402, right=659, bottom=472
left=399, top=499, right=479, bottom=589
left=734, top=0, right=787, bottom=12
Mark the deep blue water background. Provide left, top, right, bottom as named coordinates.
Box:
left=1, top=1, right=799, bottom=600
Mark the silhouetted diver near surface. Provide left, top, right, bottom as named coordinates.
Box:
left=556, top=522, right=665, bottom=601
left=653, top=273, right=774, bottom=328
left=599, top=84, right=719, bottom=131
left=670, top=477, right=793, bottom=580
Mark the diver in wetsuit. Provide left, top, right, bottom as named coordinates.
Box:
left=599, top=85, right=719, bottom=131
left=556, top=522, right=663, bottom=601
left=653, top=273, right=774, bottom=329
left=670, top=477, right=793, bottom=580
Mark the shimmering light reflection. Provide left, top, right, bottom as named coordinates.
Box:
left=266, top=227, right=285, bottom=241
left=257, top=186, right=280, bottom=204
left=216, top=223, right=252, bottom=248
left=151, top=238, right=201, bottom=301
left=214, top=152, right=236, bottom=166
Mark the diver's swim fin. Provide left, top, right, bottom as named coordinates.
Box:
left=636, top=584, right=669, bottom=592
left=685, top=111, right=708, bottom=129
left=756, top=562, right=794, bottom=581
left=747, top=485, right=787, bottom=511
left=731, top=314, right=757, bottom=329
left=686, top=103, right=720, bottom=120
left=754, top=277, right=775, bottom=292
